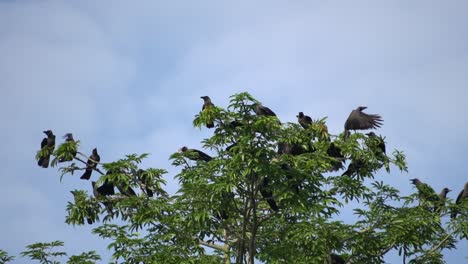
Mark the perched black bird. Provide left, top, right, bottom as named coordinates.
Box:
left=341, top=159, right=365, bottom=178
left=37, top=130, right=55, bottom=168
left=410, top=178, right=439, bottom=206
left=366, top=132, right=386, bottom=154
left=137, top=169, right=154, bottom=197
left=117, top=184, right=137, bottom=197
left=329, top=253, right=345, bottom=264
left=259, top=176, right=279, bottom=211
left=58, top=133, right=76, bottom=162
left=327, top=142, right=345, bottom=171
left=70, top=190, right=95, bottom=225
left=92, top=180, right=114, bottom=214
left=179, top=146, right=213, bottom=162
left=254, top=103, right=276, bottom=117
left=80, top=148, right=100, bottom=180
left=201, top=96, right=214, bottom=128
left=93, top=179, right=115, bottom=196
left=434, top=187, right=451, bottom=214
left=278, top=142, right=307, bottom=156
left=344, top=106, right=383, bottom=139
left=215, top=191, right=234, bottom=221
left=297, top=112, right=312, bottom=129
left=451, top=182, right=468, bottom=219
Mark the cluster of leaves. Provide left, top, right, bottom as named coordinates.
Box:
left=12, top=92, right=466, bottom=263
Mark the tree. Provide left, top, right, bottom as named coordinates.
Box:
left=5, top=92, right=467, bottom=263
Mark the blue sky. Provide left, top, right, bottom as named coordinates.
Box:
left=1, top=0, right=467, bottom=262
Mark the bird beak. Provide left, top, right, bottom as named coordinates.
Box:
left=43, top=131, right=48, bottom=134
left=448, top=189, right=452, bottom=192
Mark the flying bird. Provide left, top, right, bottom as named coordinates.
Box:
left=297, top=112, right=312, bottom=129
left=451, top=182, right=468, bottom=219
left=179, top=146, right=213, bottom=162
left=37, top=130, right=55, bottom=168
left=434, top=187, right=451, bottom=214
left=80, top=148, right=100, bottom=180
left=344, top=106, right=383, bottom=139
left=58, top=133, right=76, bottom=162
left=254, top=103, right=277, bottom=117
left=201, top=96, right=215, bottom=128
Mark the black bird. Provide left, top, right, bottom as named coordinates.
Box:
left=179, top=146, right=212, bottom=162
left=92, top=180, right=114, bottom=214
left=201, top=96, right=214, bottom=128
left=341, top=159, right=365, bottom=177
left=58, top=133, right=76, bottom=162
left=37, top=130, right=55, bottom=168
left=259, top=176, right=279, bottom=211
left=254, top=103, right=277, bottom=117
left=451, top=182, right=468, bottom=219
left=80, top=148, right=100, bottom=180
left=410, top=178, right=439, bottom=205
left=278, top=142, right=307, bottom=156
left=327, top=142, right=345, bottom=171
left=117, top=184, right=137, bottom=197
left=70, top=190, right=95, bottom=225
left=434, top=187, right=451, bottom=214
left=329, top=253, right=345, bottom=264
left=297, top=112, right=312, bottom=129
left=215, top=191, right=234, bottom=221
left=366, top=132, right=386, bottom=155
left=137, top=169, right=153, bottom=197
left=344, top=106, right=383, bottom=139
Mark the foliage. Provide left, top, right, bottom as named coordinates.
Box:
left=17, top=92, right=467, bottom=263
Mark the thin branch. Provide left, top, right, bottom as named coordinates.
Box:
left=77, top=151, right=106, bottom=165
left=73, top=156, right=104, bottom=175
left=412, top=229, right=458, bottom=261
left=196, top=238, right=228, bottom=252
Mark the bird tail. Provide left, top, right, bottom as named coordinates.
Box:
left=80, top=169, right=92, bottom=180
left=38, top=155, right=50, bottom=168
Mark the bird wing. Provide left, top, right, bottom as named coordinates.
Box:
left=345, top=110, right=383, bottom=130
left=455, top=189, right=464, bottom=204
left=261, top=105, right=276, bottom=116
left=41, top=138, right=47, bottom=149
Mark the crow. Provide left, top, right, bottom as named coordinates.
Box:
left=137, top=169, right=154, bottom=197
left=179, top=146, right=213, bottom=162
left=327, top=142, right=345, bottom=172
left=259, top=176, right=279, bottom=211
left=451, top=182, right=468, bottom=219
left=254, top=103, right=277, bottom=117
left=92, top=180, right=114, bottom=214
left=278, top=142, right=307, bottom=156
left=341, top=159, right=365, bottom=177
left=201, top=96, right=215, bottom=128
left=80, top=148, right=100, bottom=180
left=37, top=130, right=55, bottom=168
left=410, top=178, right=439, bottom=206
left=366, top=132, right=386, bottom=155
left=434, top=187, right=451, bottom=214
left=297, top=112, right=312, bottom=129
left=344, top=106, right=383, bottom=139
left=58, top=133, right=76, bottom=162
